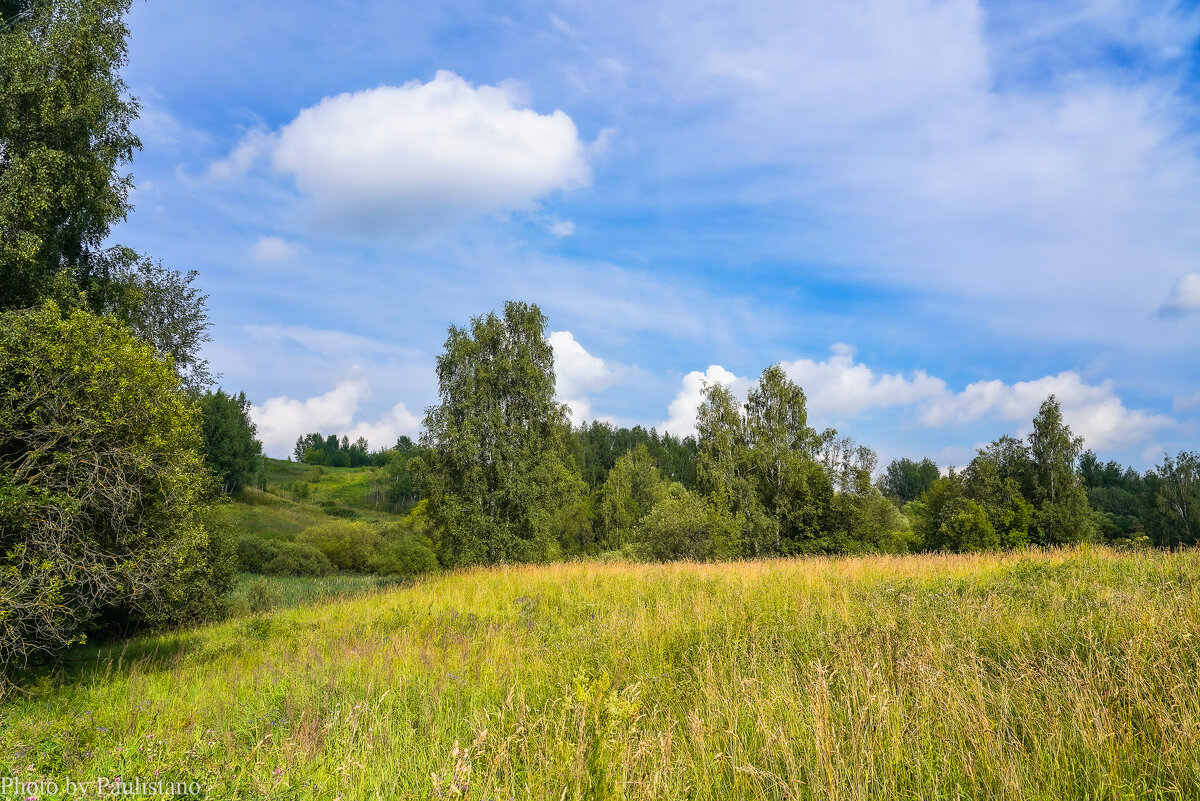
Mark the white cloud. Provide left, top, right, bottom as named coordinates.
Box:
left=343, top=403, right=421, bottom=450
left=1159, top=272, right=1200, bottom=317
left=915, top=372, right=1174, bottom=451
left=1173, top=391, right=1200, bottom=413
left=250, top=236, right=300, bottom=262
left=659, top=345, right=1175, bottom=456
left=780, top=344, right=946, bottom=420
left=250, top=380, right=420, bottom=457
left=208, top=128, right=275, bottom=180
left=548, top=330, right=615, bottom=424
left=243, top=324, right=414, bottom=361
left=548, top=219, right=576, bottom=237
left=254, top=71, right=590, bottom=230
left=660, top=364, right=744, bottom=437
left=251, top=382, right=363, bottom=457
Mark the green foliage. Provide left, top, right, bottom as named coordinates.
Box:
left=881, top=457, right=940, bottom=503
left=696, top=365, right=839, bottom=556
left=237, top=537, right=332, bottom=577
left=295, top=519, right=438, bottom=577
left=1149, top=450, right=1199, bottom=547
left=595, top=445, right=666, bottom=550
left=417, top=301, right=581, bottom=566
left=1028, top=396, right=1096, bottom=544
left=0, top=304, right=225, bottom=683
left=912, top=397, right=1100, bottom=553
left=293, top=431, right=375, bottom=468
left=199, top=388, right=262, bottom=493
left=636, top=483, right=742, bottom=562
left=243, top=578, right=285, bottom=614
left=0, top=0, right=139, bottom=311
left=94, top=251, right=213, bottom=390
left=570, top=420, right=698, bottom=489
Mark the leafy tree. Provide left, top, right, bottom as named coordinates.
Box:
left=881, top=457, right=940, bottom=503
left=961, top=452, right=1032, bottom=548
left=199, top=389, right=262, bottom=493
left=1080, top=450, right=1150, bottom=542
left=96, top=252, right=213, bottom=391
left=595, top=445, right=665, bottom=550
left=415, top=301, right=582, bottom=565
left=0, top=304, right=227, bottom=687
left=1027, top=396, right=1095, bottom=544
left=696, top=365, right=834, bottom=556
left=0, top=0, right=139, bottom=311
left=570, top=420, right=698, bottom=489
left=1, top=2, right=213, bottom=390
left=1150, top=451, right=1200, bottom=547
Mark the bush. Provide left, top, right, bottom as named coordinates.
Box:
left=368, top=539, right=439, bottom=577
left=297, top=521, right=379, bottom=572
left=636, top=484, right=742, bottom=562
left=317, top=502, right=360, bottom=519
left=0, top=304, right=223, bottom=683
left=237, top=537, right=332, bottom=577
left=297, top=520, right=439, bottom=577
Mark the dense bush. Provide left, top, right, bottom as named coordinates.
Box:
left=296, top=520, right=438, bottom=577
left=0, top=304, right=228, bottom=682
left=636, top=484, right=742, bottom=562
left=237, top=537, right=332, bottom=577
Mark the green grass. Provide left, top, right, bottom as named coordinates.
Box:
left=225, top=573, right=407, bottom=615
left=256, top=458, right=390, bottom=514
left=3, top=547, right=1200, bottom=799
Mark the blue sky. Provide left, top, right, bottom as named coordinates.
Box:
left=114, top=0, right=1200, bottom=467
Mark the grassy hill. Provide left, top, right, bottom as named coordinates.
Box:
left=3, top=546, right=1199, bottom=799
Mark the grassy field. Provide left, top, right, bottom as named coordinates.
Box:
left=256, top=458, right=390, bottom=513
left=3, top=546, right=1200, bottom=799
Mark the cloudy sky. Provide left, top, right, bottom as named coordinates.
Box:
left=115, top=0, right=1200, bottom=468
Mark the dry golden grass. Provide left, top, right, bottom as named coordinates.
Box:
left=3, top=546, right=1200, bottom=799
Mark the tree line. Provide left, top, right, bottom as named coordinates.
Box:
left=407, top=302, right=1200, bottom=567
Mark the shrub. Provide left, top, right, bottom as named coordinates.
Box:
left=237, top=537, right=331, bottom=577
left=0, top=304, right=223, bottom=683
left=297, top=520, right=439, bottom=577
left=297, top=521, right=380, bottom=572
left=368, top=539, right=439, bottom=577
left=318, top=503, right=360, bottom=519
left=636, top=484, right=742, bottom=562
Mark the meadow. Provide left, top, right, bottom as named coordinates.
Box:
left=2, top=546, right=1199, bottom=800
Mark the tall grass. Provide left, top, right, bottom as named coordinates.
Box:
left=2, top=547, right=1199, bottom=799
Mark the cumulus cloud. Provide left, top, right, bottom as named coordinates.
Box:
left=658, top=346, right=1175, bottom=456
left=780, top=344, right=946, bottom=420
left=250, top=236, right=300, bottom=262
left=917, top=372, right=1175, bottom=451
left=772, top=344, right=1173, bottom=452
left=250, top=380, right=420, bottom=457
left=233, top=71, right=590, bottom=230
left=342, top=403, right=422, bottom=450
left=1159, top=272, right=1200, bottom=317
left=548, top=330, right=615, bottom=423
left=660, top=365, right=744, bottom=437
